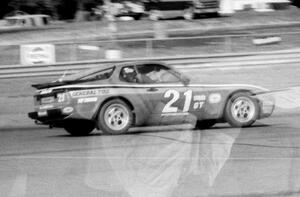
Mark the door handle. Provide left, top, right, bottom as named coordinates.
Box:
left=147, top=87, right=158, bottom=92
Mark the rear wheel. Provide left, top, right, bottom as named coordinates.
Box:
left=64, top=120, right=95, bottom=136
left=224, top=92, right=259, bottom=127
left=98, top=99, right=133, bottom=135
left=195, top=120, right=216, bottom=130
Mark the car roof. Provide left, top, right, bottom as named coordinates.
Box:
left=62, top=61, right=172, bottom=81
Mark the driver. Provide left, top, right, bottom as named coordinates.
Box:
left=121, top=67, right=139, bottom=83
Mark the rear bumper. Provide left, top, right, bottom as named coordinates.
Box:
left=28, top=109, right=68, bottom=124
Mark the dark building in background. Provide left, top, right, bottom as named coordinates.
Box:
left=0, top=0, right=104, bottom=20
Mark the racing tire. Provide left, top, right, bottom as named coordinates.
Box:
left=98, top=99, right=133, bottom=135
left=64, top=120, right=95, bottom=136
left=195, top=120, right=216, bottom=130
left=224, top=92, right=259, bottom=127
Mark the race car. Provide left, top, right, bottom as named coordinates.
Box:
left=28, top=61, right=275, bottom=136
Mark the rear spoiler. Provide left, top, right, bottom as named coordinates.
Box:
left=32, top=81, right=68, bottom=90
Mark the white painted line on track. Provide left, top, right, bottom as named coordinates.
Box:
left=1, top=156, right=300, bottom=160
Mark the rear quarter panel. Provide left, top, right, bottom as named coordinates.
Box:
left=68, top=87, right=153, bottom=126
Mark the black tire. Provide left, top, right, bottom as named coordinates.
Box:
left=64, top=120, right=95, bottom=136
left=195, top=120, right=216, bottom=130
left=224, top=92, right=259, bottom=127
left=98, top=99, right=133, bottom=135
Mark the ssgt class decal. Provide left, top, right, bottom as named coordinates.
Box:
left=162, top=89, right=206, bottom=114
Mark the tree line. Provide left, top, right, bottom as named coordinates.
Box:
left=0, top=0, right=104, bottom=20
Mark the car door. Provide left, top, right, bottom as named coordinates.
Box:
left=135, top=64, right=195, bottom=126
left=119, top=65, right=158, bottom=125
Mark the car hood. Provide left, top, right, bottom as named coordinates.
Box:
left=187, top=83, right=270, bottom=95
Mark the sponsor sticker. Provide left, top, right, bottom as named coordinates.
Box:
left=71, top=89, right=109, bottom=98
left=37, top=111, right=47, bottom=117
left=20, top=44, right=55, bottom=65
left=78, top=97, right=98, bottom=104
left=41, top=96, right=55, bottom=104
left=209, top=93, right=222, bottom=104
left=39, top=105, right=54, bottom=110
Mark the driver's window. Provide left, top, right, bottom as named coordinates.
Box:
left=136, top=64, right=180, bottom=84
left=120, top=66, right=139, bottom=83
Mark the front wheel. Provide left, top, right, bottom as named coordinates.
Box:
left=224, top=92, right=259, bottom=127
left=98, top=99, right=133, bottom=135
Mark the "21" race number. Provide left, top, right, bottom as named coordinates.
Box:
left=162, top=89, right=205, bottom=113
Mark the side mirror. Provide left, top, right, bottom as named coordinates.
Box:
left=182, top=76, right=190, bottom=86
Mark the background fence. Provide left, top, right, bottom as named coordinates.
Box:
left=1, top=31, right=300, bottom=66
left=1, top=49, right=300, bottom=79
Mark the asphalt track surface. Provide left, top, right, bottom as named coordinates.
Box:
left=0, top=114, right=300, bottom=197
left=1, top=60, right=300, bottom=197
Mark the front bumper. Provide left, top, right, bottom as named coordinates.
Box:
left=259, top=101, right=275, bottom=119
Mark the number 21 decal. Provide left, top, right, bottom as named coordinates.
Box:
left=162, top=89, right=206, bottom=113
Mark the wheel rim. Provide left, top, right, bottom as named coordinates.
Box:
left=104, top=104, right=130, bottom=131
left=230, top=97, right=255, bottom=123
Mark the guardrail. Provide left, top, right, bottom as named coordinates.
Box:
left=1, top=49, right=300, bottom=79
